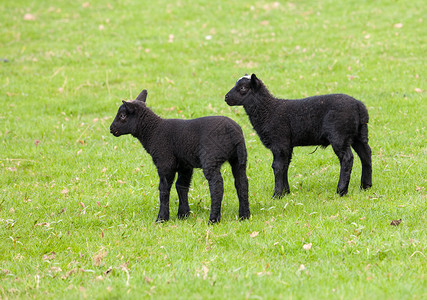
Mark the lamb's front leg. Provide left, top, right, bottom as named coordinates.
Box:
left=271, top=149, right=292, bottom=198
left=175, top=168, right=193, bottom=219
left=203, top=167, right=224, bottom=223
left=156, top=170, right=175, bottom=222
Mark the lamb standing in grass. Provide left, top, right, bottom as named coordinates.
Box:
left=110, top=89, right=250, bottom=223
left=225, top=74, right=372, bottom=197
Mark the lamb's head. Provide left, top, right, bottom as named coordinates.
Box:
left=225, top=74, right=262, bottom=106
left=110, top=89, right=147, bottom=137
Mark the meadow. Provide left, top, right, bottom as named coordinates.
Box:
left=0, top=0, right=426, bottom=298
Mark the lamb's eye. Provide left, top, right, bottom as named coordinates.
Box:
left=120, top=113, right=126, bottom=120
left=240, top=86, right=247, bottom=93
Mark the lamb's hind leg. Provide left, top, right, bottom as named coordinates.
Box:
left=175, top=168, right=193, bottom=219
left=272, top=149, right=292, bottom=198
left=229, top=157, right=250, bottom=220
left=203, top=166, right=224, bottom=223
left=332, top=144, right=354, bottom=196
left=351, top=139, right=372, bottom=190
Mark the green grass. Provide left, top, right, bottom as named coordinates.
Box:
left=1, top=0, right=426, bottom=298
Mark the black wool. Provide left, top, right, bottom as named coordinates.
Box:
left=110, top=89, right=250, bottom=223
left=225, top=74, right=372, bottom=196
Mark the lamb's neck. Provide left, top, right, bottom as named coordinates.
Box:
left=134, top=109, right=162, bottom=153
left=243, top=95, right=277, bottom=131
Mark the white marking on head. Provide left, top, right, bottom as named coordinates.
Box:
left=237, top=74, right=251, bottom=83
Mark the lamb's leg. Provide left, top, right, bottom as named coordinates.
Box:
left=203, top=167, right=224, bottom=223
left=230, top=158, right=250, bottom=220
left=175, top=168, right=193, bottom=219
left=351, top=140, right=372, bottom=190
left=272, top=150, right=292, bottom=198
left=332, top=145, right=354, bottom=196
left=156, top=170, right=175, bottom=222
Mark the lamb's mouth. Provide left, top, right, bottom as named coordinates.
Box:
left=110, top=129, right=119, bottom=136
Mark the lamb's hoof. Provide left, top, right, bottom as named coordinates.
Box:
left=337, top=189, right=348, bottom=196
left=155, top=216, right=169, bottom=223
left=272, top=191, right=288, bottom=199
left=177, top=210, right=191, bottom=219
left=239, top=208, right=250, bottom=220
left=272, top=193, right=282, bottom=199
left=361, top=183, right=372, bottom=190
left=238, top=213, right=250, bottom=221
left=208, top=216, right=221, bottom=224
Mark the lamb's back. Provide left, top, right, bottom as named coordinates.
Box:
left=278, top=94, right=358, bottom=117
left=271, top=94, right=364, bottom=146
left=159, top=116, right=244, bottom=167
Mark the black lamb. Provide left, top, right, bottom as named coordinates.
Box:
left=110, top=89, right=250, bottom=223
left=225, top=74, right=372, bottom=197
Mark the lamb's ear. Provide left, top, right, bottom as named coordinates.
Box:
left=136, top=89, right=148, bottom=102
left=122, top=100, right=135, bottom=114
left=250, top=74, right=260, bottom=91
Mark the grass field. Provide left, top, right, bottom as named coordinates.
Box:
left=1, top=0, right=426, bottom=298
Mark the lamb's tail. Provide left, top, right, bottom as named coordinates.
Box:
left=357, top=101, right=370, bottom=143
